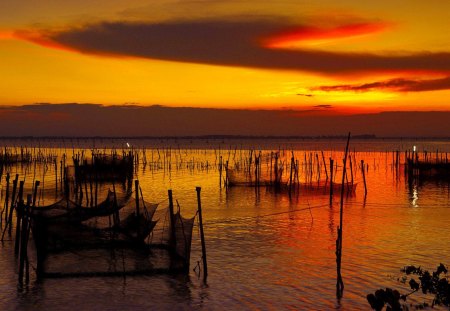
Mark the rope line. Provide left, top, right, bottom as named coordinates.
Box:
left=204, top=203, right=330, bottom=226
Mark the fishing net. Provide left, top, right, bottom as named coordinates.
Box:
left=226, top=168, right=285, bottom=187
left=150, top=207, right=195, bottom=263
left=226, top=168, right=257, bottom=186
left=29, top=191, right=196, bottom=277
left=136, top=203, right=196, bottom=272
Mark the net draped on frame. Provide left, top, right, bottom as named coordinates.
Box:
left=29, top=190, right=196, bottom=276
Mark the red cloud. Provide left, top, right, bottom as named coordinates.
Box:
left=314, top=76, right=450, bottom=92
left=263, top=22, right=390, bottom=47
left=14, top=30, right=80, bottom=54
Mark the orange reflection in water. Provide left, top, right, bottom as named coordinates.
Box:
left=0, top=144, right=449, bottom=309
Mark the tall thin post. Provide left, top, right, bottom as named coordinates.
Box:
left=219, top=156, right=222, bottom=188
left=329, top=159, right=334, bottom=205
left=18, top=195, right=31, bottom=286
left=349, top=155, right=354, bottom=187
left=255, top=156, right=259, bottom=187
left=60, top=160, right=63, bottom=192
left=4, top=173, right=10, bottom=223
left=361, top=160, right=368, bottom=196
left=94, top=156, right=98, bottom=207
left=196, top=187, right=208, bottom=281
left=168, top=190, right=176, bottom=251
left=315, top=153, right=320, bottom=182
left=336, top=132, right=351, bottom=298
left=225, top=161, right=229, bottom=187
left=270, top=152, right=273, bottom=184
left=134, top=180, right=140, bottom=216
left=7, top=175, right=18, bottom=235
left=32, top=180, right=40, bottom=207
left=14, top=181, right=24, bottom=256
left=322, top=151, right=328, bottom=180
left=55, top=159, right=58, bottom=195
left=289, top=153, right=294, bottom=190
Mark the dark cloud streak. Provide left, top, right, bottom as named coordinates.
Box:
left=1, top=104, right=450, bottom=137
left=315, top=76, right=450, bottom=92
left=313, top=104, right=333, bottom=109
left=22, top=19, right=450, bottom=75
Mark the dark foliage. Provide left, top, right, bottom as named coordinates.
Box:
left=367, top=263, right=449, bottom=310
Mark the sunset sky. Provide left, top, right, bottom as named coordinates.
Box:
left=0, top=1, right=450, bottom=136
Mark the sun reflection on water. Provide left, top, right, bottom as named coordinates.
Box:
left=411, top=184, right=419, bottom=207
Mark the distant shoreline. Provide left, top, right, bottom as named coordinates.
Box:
left=2, top=135, right=450, bottom=152
left=1, top=135, right=450, bottom=140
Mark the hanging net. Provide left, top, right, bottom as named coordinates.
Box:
left=29, top=191, right=196, bottom=277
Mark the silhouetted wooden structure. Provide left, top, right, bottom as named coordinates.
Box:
left=5, top=175, right=200, bottom=284
left=405, top=151, right=450, bottom=182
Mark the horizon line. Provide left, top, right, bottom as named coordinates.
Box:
left=1, top=135, right=450, bottom=140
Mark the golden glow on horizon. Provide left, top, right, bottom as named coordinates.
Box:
left=0, top=39, right=326, bottom=109
left=0, top=0, right=450, bottom=112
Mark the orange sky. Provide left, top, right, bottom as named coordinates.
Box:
left=0, top=0, right=450, bottom=113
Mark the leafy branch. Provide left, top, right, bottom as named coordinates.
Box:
left=367, top=263, right=449, bottom=310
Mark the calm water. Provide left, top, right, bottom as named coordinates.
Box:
left=0, top=139, right=449, bottom=310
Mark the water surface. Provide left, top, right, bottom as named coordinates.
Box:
left=0, top=139, right=449, bottom=310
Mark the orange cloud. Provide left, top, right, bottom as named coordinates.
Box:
left=0, top=31, right=15, bottom=40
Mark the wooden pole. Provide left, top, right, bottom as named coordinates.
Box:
left=289, top=153, right=294, bottom=189
left=219, top=156, right=222, bottom=188
left=316, top=153, right=320, bottom=182
left=18, top=195, right=31, bottom=286
left=225, top=160, right=229, bottom=188
left=14, top=181, right=24, bottom=256
left=55, top=159, right=58, bottom=195
left=339, top=134, right=350, bottom=239
left=32, top=180, right=40, bottom=207
left=4, top=173, right=10, bottom=223
left=349, top=155, right=354, bottom=187
left=168, top=190, right=176, bottom=251
left=7, top=174, right=18, bottom=235
left=60, top=160, right=63, bottom=191
left=134, top=180, right=140, bottom=216
left=274, top=153, right=279, bottom=187
left=322, top=151, right=328, bottom=180
left=336, top=132, right=351, bottom=298
left=329, top=159, right=334, bottom=205
left=255, top=155, right=259, bottom=187
left=196, top=187, right=208, bottom=281
left=361, top=160, right=367, bottom=196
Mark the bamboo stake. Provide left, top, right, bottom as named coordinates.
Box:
left=329, top=159, right=334, bottom=205
left=196, top=187, right=208, bottom=282
left=6, top=174, right=18, bottom=236
left=336, top=132, right=351, bottom=298
left=18, top=195, right=31, bottom=286
left=361, top=160, right=368, bottom=197
left=168, top=190, right=176, bottom=251
left=3, top=173, right=10, bottom=223
left=14, top=181, right=24, bottom=256
left=135, top=180, right=140, bottom=216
